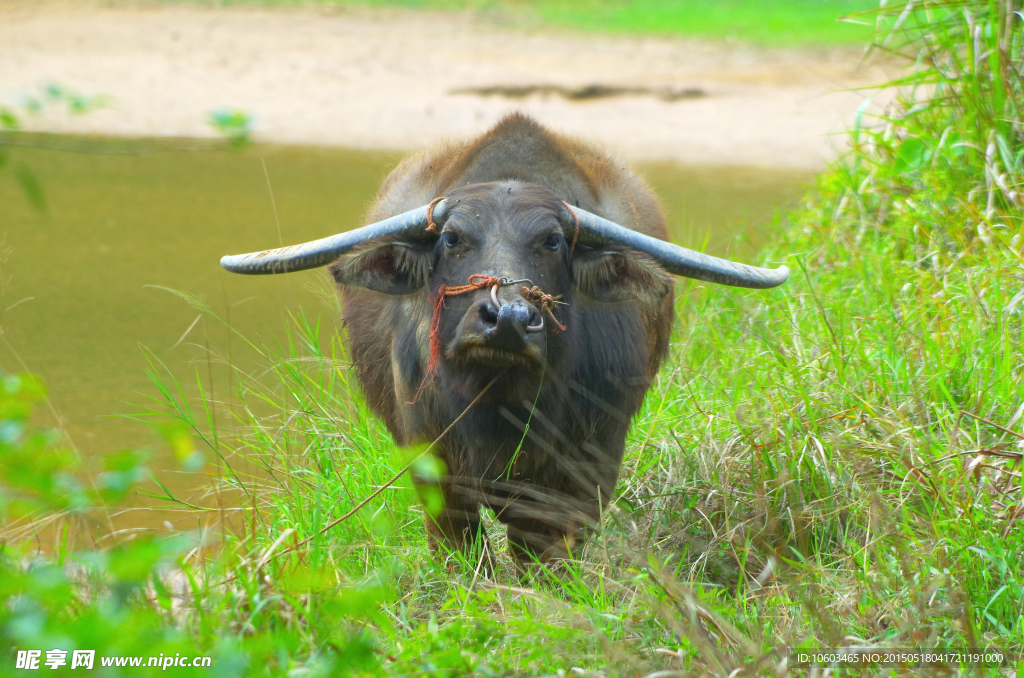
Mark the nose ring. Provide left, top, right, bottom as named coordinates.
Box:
left=491, top=284, right=545, bottom=332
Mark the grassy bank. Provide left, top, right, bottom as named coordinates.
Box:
left=161, top=0, right=879, bottom=46
left=3, top=0, right=1023, bottom=675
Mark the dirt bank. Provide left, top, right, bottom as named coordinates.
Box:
left=0, top=2, right=893, bottom=167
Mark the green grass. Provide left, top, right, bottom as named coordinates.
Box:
left=517, top=0, right=880, bottom=46
left=169, top=0, right=881, bottom=46
left=3, top=0, right=1024, bottom=675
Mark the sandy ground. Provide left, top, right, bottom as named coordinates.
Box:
left=0, top=2, right=894, bottom=168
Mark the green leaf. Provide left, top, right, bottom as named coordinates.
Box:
left=894, top=136, right=929, bottom=172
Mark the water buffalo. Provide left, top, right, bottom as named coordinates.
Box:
left=221, top=113, right=787, bottom=569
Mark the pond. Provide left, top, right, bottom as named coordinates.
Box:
left=0, top=136, right=810, bottom=530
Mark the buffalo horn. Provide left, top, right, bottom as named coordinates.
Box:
left=219, top=200, right=449, bottom=274
left=220, top=198, right=788, bottom=290
left=563, top=205, right=789, bottom=289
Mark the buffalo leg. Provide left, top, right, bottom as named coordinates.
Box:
left=501, top=501, right=596, bottom=573
left=417, top=478, right=494, bottom=572
left=505, top=517, right=577, bottom=568
left=495, top=456, right=615, bottom=571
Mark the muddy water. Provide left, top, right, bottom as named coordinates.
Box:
left=0, top=136, right=810, bottom=529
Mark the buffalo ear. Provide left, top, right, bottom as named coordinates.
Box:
left=329, top=241, right=432, bottom=295
left=572, top=246, right=673, bottom=303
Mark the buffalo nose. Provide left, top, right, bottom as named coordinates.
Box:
left=479, top=300, right=532, bottom=351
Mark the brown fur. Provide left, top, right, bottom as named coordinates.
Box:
left=330, top=113, right=675, bottom=570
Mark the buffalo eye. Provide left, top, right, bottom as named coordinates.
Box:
left=543, top=233, right=560, bottom=251
left=442, top=231, right=461, bottom=248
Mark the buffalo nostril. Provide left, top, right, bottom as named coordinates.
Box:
left=479, top=302, right=499, bottom=326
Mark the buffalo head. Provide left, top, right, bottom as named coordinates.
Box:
left=322, top=181, right=678, bottom=385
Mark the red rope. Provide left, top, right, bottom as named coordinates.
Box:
left=428, top=274, right=499, bottom=378
left=409, top=273, right=568, bottom=403
left=410, top=275, right=500, bottom=403
left=425, top=196, right=447, bottom=234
